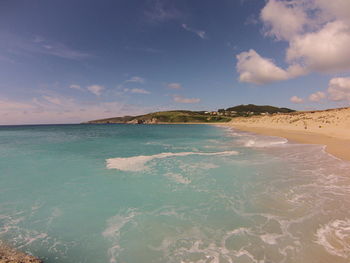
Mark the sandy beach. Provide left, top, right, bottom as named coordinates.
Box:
left=224, top=107, right=350, bottom=161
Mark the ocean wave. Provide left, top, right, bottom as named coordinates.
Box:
left=106, top=151, right=239, bottom=172
left=316, top=219, right=350, bottom=258
left=226, top=128, right=288, bottom=148
left=242, top=137, right=288, bottom=148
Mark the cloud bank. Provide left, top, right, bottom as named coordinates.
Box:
left=0, top=95, right=157, bottom=125
left=292, top=77, right=350, bottom=105
left=237, top=0, right=350, bottom=84
left=328, top=77, right=350, bottom=102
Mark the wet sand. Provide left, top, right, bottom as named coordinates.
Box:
left=223, top=107, right=350, bottom=161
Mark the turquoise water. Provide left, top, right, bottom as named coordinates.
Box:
left=1, top=124, right=350, bottom=263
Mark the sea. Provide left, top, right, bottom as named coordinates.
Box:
left=0, top=124, right=349, bottom=263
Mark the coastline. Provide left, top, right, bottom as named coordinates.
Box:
left=214, top=107, right=350, bottom=162
left=85, top=120, right=350, bottom=161
left=226, top=124, right=350, bottom=161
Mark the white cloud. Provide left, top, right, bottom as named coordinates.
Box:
left=167, top=83, right=182, bottom=89
left=327, top=77, right=350, bottom=102
left=87, top=85, right=104, bottom=96
left=261, top=0, right=307, bottom=41
left=286, top=21, right=350, bottom=73
left=314, top=0, right=350, bottom=23
left=309, top=91, right=326, bottom=102
left=236, top=49, right=306, bottom=84
left=125, top=76, right=145, bottom=84
left=124, top=88, right=150, bottom=94
left=290, top=96, right=304, bottom=104
left=69, top=84, right=82, bottom=90
left=182, top=24, right=207, bottom=39
left=237, top=0, right=350, bottom=84
left=173, top=95, right=200, bottom=104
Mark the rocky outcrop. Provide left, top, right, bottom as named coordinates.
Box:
left=0, top=243, right=42, bottom=263
left=127, top=118, right=158, bottom=124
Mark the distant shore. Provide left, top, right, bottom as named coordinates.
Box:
left=221, top=107, right=350, bottom=162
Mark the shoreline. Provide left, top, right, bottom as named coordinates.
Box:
left=216, top=107, right=350, bottom=162
left=222, top=124, right=350, bottom=162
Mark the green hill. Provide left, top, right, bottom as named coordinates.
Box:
left=86, top=110, right=231, bottom=124
left=221, top=104, right=295, bottom=116
left=85, top=105, right=295, bottom=124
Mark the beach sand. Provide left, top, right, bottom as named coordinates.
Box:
left=224, top=107, right=350, bottom=161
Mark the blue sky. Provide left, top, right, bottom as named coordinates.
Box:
left=1, top=0, right=350, bottom=124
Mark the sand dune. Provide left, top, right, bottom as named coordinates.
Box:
left=226, top=107, right=350, bottom=161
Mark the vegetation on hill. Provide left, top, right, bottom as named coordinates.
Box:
left=219, top=104, right=295, bottom=117
left=86, top=105, right=295, bottom=124
left=86, top=110, right=231, bottom=124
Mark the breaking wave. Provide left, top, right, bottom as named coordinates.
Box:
left=106, top=151, right=239, bottom=172
left=316, top=219, right=350, bottom=258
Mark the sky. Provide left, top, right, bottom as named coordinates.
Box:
left=1, top=0, right=350, bottom=124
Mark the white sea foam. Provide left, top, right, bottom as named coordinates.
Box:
left=316, top=219, right=350, bottom=258
left=228, top=128, right=288, bottom=148
left=243, top=137, right=288, bottom=148
left=260, top=233, right=281, bottom=245
left=102, top=210, right=140, bottom=263
left=150, top=226, right=261, bottom=263
left=106, top=151, right=239, bottom=172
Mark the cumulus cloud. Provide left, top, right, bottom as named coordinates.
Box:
left=261, top=0, right=307, bottom=41
left=309, top=91, right=326, bottom=102
left=290, top=96, right=304, bottom=104
left=182, top=24, right=207, bottom=39
left=87, top=85, right=104, bottom=96
left=327, top=77, right=350, bottom=102
left=236, top=0, right=350, bottom=84
left=167, top=83, right=182, bottom=89
left=173, top=95, right=200, bottom=104
left=314, top=0, right=350, bottom=23
left=236, top=49, right=306, bottom=84
left=286, top=21, right=350, bottom=73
